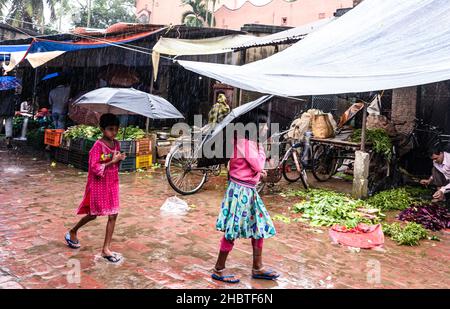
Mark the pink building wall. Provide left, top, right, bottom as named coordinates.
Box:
left=136, top=0, right=188, bottom=25
left=215, top=0, right=354, bottom=29
left=136, top=0, right=354, bottom=28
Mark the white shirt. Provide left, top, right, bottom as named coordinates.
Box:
left=433, top=152, right=450, bottom=193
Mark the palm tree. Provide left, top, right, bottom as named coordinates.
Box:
left=204, top=0, right=210, bottom=27
left=1, top=0, right=57, bottom=33
left=181, top=0, right=208, bottom=27
left=210, top=0, right=219, bottom=27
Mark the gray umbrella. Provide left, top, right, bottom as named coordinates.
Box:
left=201, top=95, right=273, bottom=147
left=74, top=87, right=184, bottom=119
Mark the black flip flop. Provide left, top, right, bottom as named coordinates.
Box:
left=102, top=254, right=122, bottom=263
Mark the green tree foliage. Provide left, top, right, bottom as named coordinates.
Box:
left=0, top=0, right=57, bottom=32
left=181, top=0, right=210, bottom=27
left=73, top=0, right=136, bottom=29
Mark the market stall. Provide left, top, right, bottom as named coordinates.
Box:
left=44, top=87, right=184, bottom=172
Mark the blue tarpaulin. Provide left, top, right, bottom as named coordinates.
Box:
left=0, top=76, right=21, bottom=91
left=41, top=72, right=60, bottom=81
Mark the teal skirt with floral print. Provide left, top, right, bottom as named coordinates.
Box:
left=216, top=181, right=276, bottom=240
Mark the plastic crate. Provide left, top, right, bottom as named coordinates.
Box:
left=69, top=150, right=89, bottom=171
left=54, top=147, right=70, bottom=164
left=136, top=154, right=152, bottom=169
left=119, top=155, right=136, bottom=172
left=119, top=140, right=136, bottom=154
left=69, top=138, right=85, bottom=152
left=44, top=129, right=65, bottom=147
left=83, top=138, right=97, bottom=152
left=135, top=138, right=152, bottom=155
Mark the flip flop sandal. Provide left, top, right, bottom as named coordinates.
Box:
left=65, top=232, right=80, bottom=249
left=102, top=254, right=122, bottom=263
left=252, top=269, right=280, bottom=280
left=211, top=273, right=240, bottom=284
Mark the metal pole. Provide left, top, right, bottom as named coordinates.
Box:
left=360, top=102, right=368, bottom=152
left=87, top=0, right=92, bottom=28
left=32, top=68, right=38, bottom=118
left=238, top=49, right=246, bottom=106
left=146, top=71, right=155, bottom=133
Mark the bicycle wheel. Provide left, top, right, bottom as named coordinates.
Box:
left=166, top=144, right=207, bottom=195
left=311, top=144, right=337, bottom=182
left=282, top=151, right=302, bottom=183
left=299, top=168, right=309, bottom=190
left=282, top=150, right=309, bottom=189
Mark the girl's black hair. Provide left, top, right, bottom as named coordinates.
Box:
left=234, top=108, right=268, bottom=142
left=99, top=113, right=120, bottom=129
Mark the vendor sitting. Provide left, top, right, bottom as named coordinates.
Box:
left=420, top=145, right=450, bottom=201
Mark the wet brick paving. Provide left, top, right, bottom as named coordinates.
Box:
left=0, top=144, right=449, bottom=289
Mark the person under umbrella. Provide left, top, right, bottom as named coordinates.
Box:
left=65, top=113, right=127, bottom=263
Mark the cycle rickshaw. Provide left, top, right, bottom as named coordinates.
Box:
left=165, top=95, right=309, bottom=195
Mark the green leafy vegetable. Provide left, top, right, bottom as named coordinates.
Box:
left=367, top=187, right=427, bottom=211
left=63, top=125, right=102, bottom=140
left=383, top=222, right=428, bottom=246
left=351, top=128, right=392, bottom=160
left=292, top=189, right=381, bottom=228
left=272, top=214, right=291, bottom=224
left=63, top=125, right=146, bottom=141
left=117, top=126, right=146, bottom=141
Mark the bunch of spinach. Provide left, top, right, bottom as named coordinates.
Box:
left=292, top=189, right=380, bottom=228
left=366, top=187, right=427, bottom=211
left=383, top=222, right=428, bottom=246
left=63, top=125, right=102, bottom=140
left=351, top=128, right=392, bottom=160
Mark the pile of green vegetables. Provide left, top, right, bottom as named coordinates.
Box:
left=351, top=128, right=392, bottom=160
left=366, top=186, right=429, bottom=211
left=383, top=222, right=428, bottom=246
left=117, top=126, right=146, bottom=141
left=291, top=189, right=382, bottom=228
left=64, top=125, right=102, bottom=140
left=64, top=125, right=146, bottom=141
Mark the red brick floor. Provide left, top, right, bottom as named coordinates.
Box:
left=0, top=145, right=449, bottom=289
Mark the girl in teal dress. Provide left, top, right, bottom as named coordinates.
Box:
left=212, top=109, right=279, bottom=284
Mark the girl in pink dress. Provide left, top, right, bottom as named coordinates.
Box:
left=65, top=113, right=126, bottom=263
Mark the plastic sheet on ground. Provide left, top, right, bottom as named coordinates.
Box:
left=160, top=196, right=189, bottom=215
left=329, top=223, right=384, bottom=249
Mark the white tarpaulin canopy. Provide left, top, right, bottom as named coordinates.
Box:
left=151, top=19, right=333, bottom=80
left=178, top=0, right=450, bottom=97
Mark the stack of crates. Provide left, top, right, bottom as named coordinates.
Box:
left=53, top=136, right=153, bottom=173
left=118, top=140, right=136, bottom=172
left=135, top=138, right=153, bottom=170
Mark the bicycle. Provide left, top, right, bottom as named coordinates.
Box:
left=397, top=118, right=450, bottom=152
left=257, top=128, right=309, bottom=193
left=165, top=130, right=224, bottom=195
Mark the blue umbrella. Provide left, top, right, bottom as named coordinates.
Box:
left=41, top=72, right=60, bottom=81
left=0, top=76, right=21, bottom=91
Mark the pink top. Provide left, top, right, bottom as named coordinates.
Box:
left=229, top=137, right=266, bottom=188
left=77, top=139, right=121, bottom=216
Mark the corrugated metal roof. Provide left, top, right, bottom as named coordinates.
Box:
left=0, top=24, right=244, bottom=45
left=232, top=18, right=335, bottom=50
